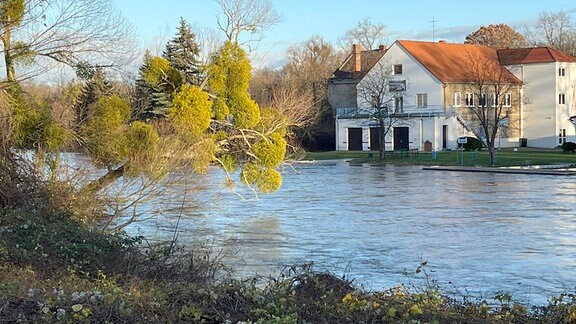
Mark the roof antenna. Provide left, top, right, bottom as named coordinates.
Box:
left=430, top=16, right=438, bottom=42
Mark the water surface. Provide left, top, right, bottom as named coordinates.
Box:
left=126, top=161, right=576, bottom=305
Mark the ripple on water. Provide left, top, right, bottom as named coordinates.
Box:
left=126, top=161, right=576, bottom=305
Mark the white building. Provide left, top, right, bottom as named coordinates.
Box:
left=499, top=47, right=576, bottom=148
left=328, top=40, right=576, bottom=151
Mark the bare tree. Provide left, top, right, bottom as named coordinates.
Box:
left=251, top=68, right=317, bottom=128
left=0, top=0, right=138, bottom=83
left=250, top=68, right=318, bottom=155
left=196, top=26, right=225, bottom=66
left=214, top=0, right=281, bottom=48
left=524, top=10, right=576, bottom=55
left=357, top=61, right=406, bottom=159
left=285, top=36, right=343, bottom=81
left=281, top=36, right=343, bottom=150
left=460, top=50, right=520, bottom=166
left=338, top=18, right=388, bottom=51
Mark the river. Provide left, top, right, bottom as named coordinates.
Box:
left=121, top=160, right=576, bottom=306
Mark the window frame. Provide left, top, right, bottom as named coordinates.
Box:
left=559, top=128, right=567, bottom=144
left=388, top=80, right=406, bottom=92
left=476, top=93, right=487, bottom=107
left=416, top=93, right=428, bottom=108
left=454, top=92, right=462, bottom=107
left=465, top=93, right=474, bottom=107
left=503, top=93, right=512, bottom=107
left=559, top=68, right=566, bottom=77
left=559, top=93, right=566, bottom=105
left=394, top=96, right=404, bottom=113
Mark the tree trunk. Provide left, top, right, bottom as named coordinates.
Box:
left=2, top=28, right=16, bottom=82
left=488, top=145, right=496, bottom=167
left=82, top=165, right=125, bottom=194
left=378, top=118, right=385, bottom=160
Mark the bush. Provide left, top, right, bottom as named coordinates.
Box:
left=462, top=136, right=483, bottom=151
left=562, top=142, right=576, bottom=153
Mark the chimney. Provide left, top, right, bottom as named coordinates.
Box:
left=378, top=45, right=386, bottom=51
left=438, top=40, right=446, bottom=43
left=353, top=44, right=361, bottom=72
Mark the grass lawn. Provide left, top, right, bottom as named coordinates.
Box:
left=303, top=148, right=576, bottom=167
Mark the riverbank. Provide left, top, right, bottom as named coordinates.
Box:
left=304, top=148, right=576, bottom=167
left=2, top=150, right=576, bottom=322
left=423, top=165, right=576, bottom=176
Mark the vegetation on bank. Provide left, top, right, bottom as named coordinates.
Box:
left=304, top=147, right=576, bottom=168
left=1, top=153, right=576, bottom=323
left=3, top=202, right=576, bottom=323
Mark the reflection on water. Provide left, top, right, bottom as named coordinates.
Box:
left=126, top=160, right=576, bottom=305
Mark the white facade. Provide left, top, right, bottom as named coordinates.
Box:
left=506, top=62, right=576, bottom=148
left=333, top=41, right=576, bottom=151
left=335, top=42, right=481, bottom=152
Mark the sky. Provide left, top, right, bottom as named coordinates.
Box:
left=114, top=0, right=576, bottom=69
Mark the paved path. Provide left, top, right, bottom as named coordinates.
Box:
left=422, top=165, right=576, bottom=176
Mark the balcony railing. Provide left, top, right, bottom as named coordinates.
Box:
left=336, top=105, right=449, bottom=119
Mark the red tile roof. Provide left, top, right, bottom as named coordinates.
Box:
left=498, top=47, right=576, bottom=64
left=396, top=40, right=522, bottom=84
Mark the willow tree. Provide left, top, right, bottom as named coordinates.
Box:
left=208, top=40, right=285, bottom=192
left=209, top=41, right=260, bottom=128
left=76, top=39, right=286, bottom=205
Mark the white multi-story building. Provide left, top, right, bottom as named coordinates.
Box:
left=328, top=40, right=576, bottom=151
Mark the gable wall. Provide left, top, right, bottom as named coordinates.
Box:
left=519, top=63, right=559, bottom=147
left=357, top=43, right=443, bottom=113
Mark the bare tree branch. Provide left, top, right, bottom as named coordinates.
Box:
left=1, top=0, right=139, bottom=83
left=524, top=10, right=576, bottom=55
left=357, top=61, right=407, bottom=158
left=338, top=18, right=389, bottom=51
left=214, top=0, right=280, bottom=48
left=460, top=49, right=521, bottom=166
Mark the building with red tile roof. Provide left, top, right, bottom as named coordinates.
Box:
left=328, top=40, right=576, bottom=151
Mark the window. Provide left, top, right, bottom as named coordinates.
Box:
left=503, top=93, right=511, bottom=107
left=393, top=64, right=403, bottom=75
left=479, top=93, right=487, bottom=107
left=559, top=93, right=566, bottom=105
left=465, top=93, right=474, bottom=107
left=559, top=129, right=567, bottom=144
left=416, top=93, right=428, bottom=107
left=559, top=68, right=566, bottom=77
left=454, top=92, right=462, bottom=107
left=491, top=94, right=499, bottom=106
left=394, top=96, right=404, bottom=113
left=389, top=80, right=406, bottom=92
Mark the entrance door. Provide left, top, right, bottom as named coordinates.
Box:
left=442, top=125, right=448, bottom=150
left=393, top=127, right=409, bottom=150
left=370, top=127, right=380, bottom=151
left=347, top=128, right=363, bottom=151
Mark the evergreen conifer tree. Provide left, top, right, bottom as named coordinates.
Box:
left=162, top=17, right=202, bottom=86
left=75, top=67, right=113, bottom=127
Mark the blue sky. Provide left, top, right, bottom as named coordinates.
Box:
left=114, top=0, right=576, bottom=68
